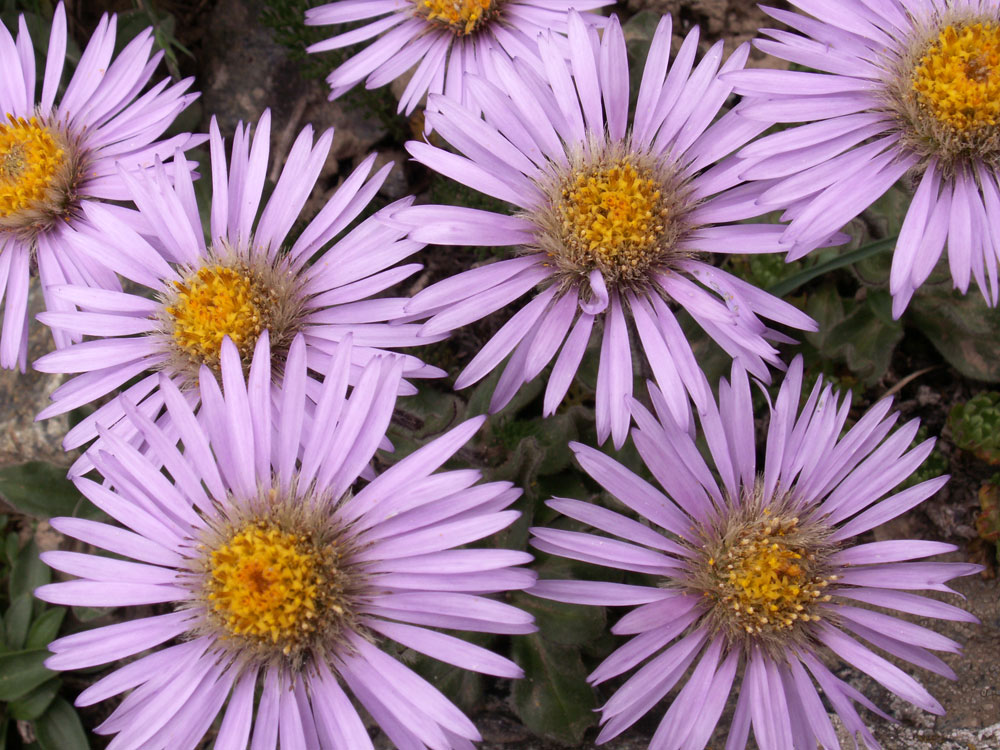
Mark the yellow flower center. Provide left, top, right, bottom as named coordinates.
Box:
left=912, top=21, right=1000, bottom=134
left=416, top=0, right=496, bottom=35
left=207, top=522, right=322, bottom=652
left=165, top=263, right=276, bottom=369
left=0, top=115, right=65, bottom=219
left=708, top=515, right=831, bottom=637
left=556, top=158, right=671, bottom=284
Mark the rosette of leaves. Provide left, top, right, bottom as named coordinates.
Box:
left=0, top=521, right=87, bottom=750
left=948, top=393, right=1000, bottom=465
left=0, top=463, right=98, bottom=750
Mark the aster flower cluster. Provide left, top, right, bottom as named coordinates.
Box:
left=531, top=358, right=980, bottom=747
left=0, top=3, right=201, bottom=369
left=726, top=0, right=1000, bottom=316
left=0, top=0, right=991, bottom=748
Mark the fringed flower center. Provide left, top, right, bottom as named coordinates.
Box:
left=708, top=515, right=831, bottom=636
left=684, top=485, right=838, bottom=656
left=912, top=21, right=1000, bottom=134
left=416, top=0, right=498, bottom=35
left=207, top=522, right=324, bottom=652
left=157, top=248, right=306, bottom=381
left=165, top=263, right=276, bottom=368
left=0, top=115, right=65, bottom=219
left=558, top=158, right=668, bottom=276
left=892, top=15, right=1000, bottom=171
left=188, top=487, right=362, bottom=669
left=532, top=142, right=692, bottom=296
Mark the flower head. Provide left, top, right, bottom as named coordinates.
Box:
left=36, top=333, right=535, bottom=749
left=305, top=0, right=612, bottom=116
left=395, top=13, right=819, bottom=448
left=0, top=3, right=201, bottom=369
left=530, top=357, right=981, bottom=748
left=34, top=111, right=443, bottom=474
left=726, top=0, right=1000, bottom=316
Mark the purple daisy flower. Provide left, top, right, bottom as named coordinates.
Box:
left=305, top=0, right=612, bottom=116
left=34, top=110, right=443, bottom=472
left=529, top=356, right=982, bottom=748
left=35, top=332, right=535, bottom=750
left=725, top=0, right=1000, bottom=317
left=0, top=2, right=201, bottom=369
left=393, top=12, right=819, bottom=449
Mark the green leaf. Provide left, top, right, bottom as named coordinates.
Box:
left=822, top=290, right=903, bottom=386
left=512, top=591, right=606, bottom=647
left=388, top=386, right=467, bottom=461
left=804, top=283, right=846, bottom=353
left=9, top=538, right=50, bottom=604
left=5, top=594, right=33, bottom=651
left=8, top=678, right=59, bottom=721
left=5, top=531, right=18, bottom=566
left=769, top=236, right=897, bottom=297
left=0, top=650, right=56, bottom=701
left=910, top=288, right=1000, bottom=382
left=70, top=606, right=112, bottom=623
left=34, top=697, right=89, bottom=750
left=0, top=462, right=98, bottom=520
left=26, top=608, right=65, bottom=651
left=511, top=634, right=597, bottom=745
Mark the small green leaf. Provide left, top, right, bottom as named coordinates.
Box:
left=10, top=538, right=50, bottom=604
left=5, top=594, right=33, bottom=651
left=511, top=634, right=597, bottom=744
left=769, top=236, right=897, bottom=297
left=34, top=697, right=90, bottom=750
left=804, top=283, right=846, bottom=353
left=26, top=608, right=66, bottom=651
left=910, top=288, right=1000, bottom=382
left=0, top=650, right=56, bottom=701
left=4, top=531, right=18, bottom=566
left=8, top=678, right=59, bottom=721
left=822, top=290, right=903, bottom=386
left=0, top=462, right=96, bottom=520
left=512, top=591, right=606, bottom=647
left=70, top=606, right=112, bottom=623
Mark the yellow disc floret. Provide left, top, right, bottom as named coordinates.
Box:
left=707, top=514, right=833, bottom=640
left=207, top=522, right=321, bottom=651
left=165, top=263, right=276, bottom=369
left=0, top=115, right=65, bottom=219
left=912, top=21, right=1000, bottom=134
left=416, top=0, right=497, bottom=35
left=556, top=158, right=671, bottom=284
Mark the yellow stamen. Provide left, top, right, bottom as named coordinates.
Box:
left=0, top=115, right=65, bottom=219
left=710, top=516, right=831, bottom=637
left=416, top=0, right=495, bottom=35
left=165, top=264, right=275, bottom=367
left=557, top=158, right=668, bottom=280
left=207, top=522, right=321, bottom=647
left=912, top=21, right=1000, bottom=134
